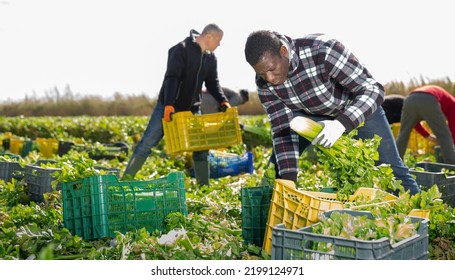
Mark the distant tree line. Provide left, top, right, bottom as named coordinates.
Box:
left=1, top=77, right=454, bottom=117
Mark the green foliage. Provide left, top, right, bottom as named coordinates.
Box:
left=1, top=114, right=454, bottom=260
left=299, top=128, right=402, bottom=198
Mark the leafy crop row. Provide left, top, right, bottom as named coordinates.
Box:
left=0, top=116, right=454, bottom=259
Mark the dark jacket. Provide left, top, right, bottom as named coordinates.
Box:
left=158, top=29, right=227, bottom=113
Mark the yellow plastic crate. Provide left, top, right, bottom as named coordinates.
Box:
left=9, top=137, right=24, bottom=155
left=262, top=179, right=397, bottom=255
left=36, top=138, right=59, bottom=158
left=162, top=107, right=242, bottom=155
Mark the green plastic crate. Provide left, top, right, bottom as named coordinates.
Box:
left=241, top=185, right=273, bottom=247
left=410, top=162, right=455, bottom=206
left=62, top=171, right=188, bottom=240
left=271, top=210, right=429, bottom=260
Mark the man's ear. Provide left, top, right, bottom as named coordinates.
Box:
left=280, top=45, right=289, bottom=59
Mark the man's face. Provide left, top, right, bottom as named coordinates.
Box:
left=252, top=46, right=289, bottom=85
left=207, top=32, right=223, bottom=52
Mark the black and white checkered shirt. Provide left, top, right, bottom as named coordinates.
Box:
left=256, top=32, right=384, bottom=179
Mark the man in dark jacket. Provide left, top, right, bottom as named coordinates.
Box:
left=122, top=24, right=230, bottom=185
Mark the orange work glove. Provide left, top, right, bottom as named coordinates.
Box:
left=164, top=105, right=175, bottom=122
left=219, top=101, right=231, bottom=112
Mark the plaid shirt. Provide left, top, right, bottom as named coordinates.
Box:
left=256, top=33, right=384, bottom=179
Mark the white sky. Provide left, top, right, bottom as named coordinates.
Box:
left=0, top=0, right=454, bottom=102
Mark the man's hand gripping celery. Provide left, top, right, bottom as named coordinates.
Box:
left=312, top=120, right=346, bottom=148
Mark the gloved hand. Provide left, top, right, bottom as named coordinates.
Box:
left=219, top=101, right=231, bottom=112
left=164, top=105, right=175, bottom=122
left=312, top=119, right=345, bottom=148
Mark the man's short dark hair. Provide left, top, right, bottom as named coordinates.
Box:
left=244, top=30, right=281, bottom=66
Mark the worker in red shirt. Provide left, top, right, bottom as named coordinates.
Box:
left=396, top=85, right=455, bottom=164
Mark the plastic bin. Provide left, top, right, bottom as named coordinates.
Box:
left=57, top=141, right=75, bottom=156
left=191, top=151, right=254, bottom=178
left=87, top=142, right=129, bottom=161
left=36, top=138, right=59, bottom=158
left=410, top=162, right=455, bottom=206
left=8, top=137, right=23, bottom=155
left=93, top=166, right=121, bottom=178
left=7, top=137, right=33, bottom=157
left=162, top=107, right=242, bottom=155
left=62, top=171, right=187, bottom=240
left=262, top=179, right=397, bottom=254
left=241, top=185, right=273, bottom=247
left=271, top=209, right=429, bottom=260
left=0, top=153, right=24, bottom=182
left=25, top=160, right=62, bottom=203
left=69, top=142, right=129, bottom=161
left=210, top=151, right=253, bottom=178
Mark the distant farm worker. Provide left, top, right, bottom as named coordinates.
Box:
left=382, top=93, right=443, bottom=142
left=122, top=23, right=230, bottom=186
left=244, top=30, right=420, bottom=195
left=382, top=94, right=405, bottom=124
left=396, top=85, right=455, bottom=164
left=200, top=87, right=249, bottom=114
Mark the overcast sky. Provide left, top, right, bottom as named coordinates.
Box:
left=0, top=0, right=454, bottom=102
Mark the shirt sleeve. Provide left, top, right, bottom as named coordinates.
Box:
left=414, top=122, right=430, bottom=138
left=258, top=86, right=300, bottom=180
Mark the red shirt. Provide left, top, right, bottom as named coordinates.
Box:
left=410, top=85, right=455, bottom=143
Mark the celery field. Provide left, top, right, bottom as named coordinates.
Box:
left=0, top=115, right=454, bottom=260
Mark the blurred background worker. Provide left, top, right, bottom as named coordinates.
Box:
left=200, top=87, right=249, bottom=114
left=396, top=85, right=455, bottom=164
left=382, top=94, right=405, bottom=124
left=122, top=23, right=230, bottom=186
